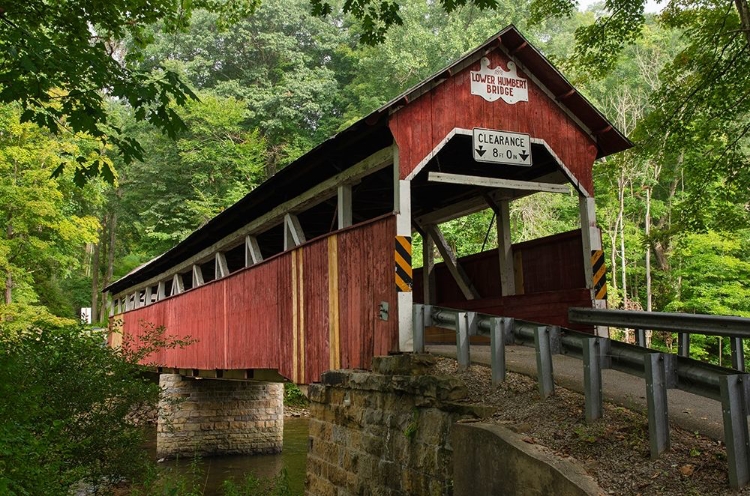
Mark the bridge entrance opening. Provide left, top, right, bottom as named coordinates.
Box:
left=406, top=131, right=602, bottom=335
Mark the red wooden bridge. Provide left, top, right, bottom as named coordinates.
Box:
left=106, top=25, right=631, bottom=384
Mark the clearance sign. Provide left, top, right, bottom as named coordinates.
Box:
left=470, top=57, right=529, bottom=105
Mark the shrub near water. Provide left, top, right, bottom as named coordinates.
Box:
left=0, top=323, right=183, bottom=495
left=283, top=383, right=308, bottom=407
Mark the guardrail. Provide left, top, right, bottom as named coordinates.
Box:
left=569, top=307, right=748, bottom=370
left=412, top=304, right=750, bottom=489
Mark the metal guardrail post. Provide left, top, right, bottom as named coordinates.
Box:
left=424, top=304, right=433, bottom=327
left=549, top=325, right=562, bottom=354
left=731, top=338, right=745, bottom=372
left=456, top=312, right=470, bottom=371
left=466, top=311, right=479, bottom=336
left=636, top=328, right=646, bottom=348
left=489, top=317, right=505, bottom=384
left=720, top=374, right=750, bottom=488
left=413, top=304, right=425, bottom=353
left=645, top=353, right=670, bottom=459
left=583, top=338, right=603, bottom=422
left=534, top=326, right=554, bottom=399
left=504, top=317, right=515, bottom=345
left=678, top=332, right=690, bottom=357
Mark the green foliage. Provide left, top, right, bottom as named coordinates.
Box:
left=0, top=323, right=160, bottom=494
left=335, top=0, right=533, bottom=125
left=135, top=2, right=347, bottom=172
left=403, top=408, right=419, bottom=440
left=115, top=92, right=267, bottom=254
left=311, top=0, right=502, bottom=45
left=665, top=230, right=750, bottom=317
left=0, top=0, right=260, bottom=184
left=283, top=383, right=309, bottom=407
left=0, top=103, right=100, bottom=310
left=131, top=457, right=207, bottom=496
left=221, top=468, right=293, bottom=496
left=131, top=462, right=294, bottom=496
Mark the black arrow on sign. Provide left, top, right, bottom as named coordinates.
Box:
left=519, top=150, right=529, bottom=161
left=475, top=145, right=486, bottom=157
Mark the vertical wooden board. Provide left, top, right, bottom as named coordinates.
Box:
left=515, top=231, right=585, bottom=293
left=431, top=77, right=454, bottom=144
left=122, top=304, right=164, bottom=365
left=372, top=216, right=398, bottom=357
left=302, top=238, right=330, bottom=383
left=335, top=217, right=397, bottom=370
left=453, top=68, right=472, bottom=131
left=460, top=250, right=501, bottom=298
left=529, top=85, right=547, bottom=137
left=419, top=92, right=433, bottom=171
left=336, top=235, right=351, bottom=370
left=165, top=284, right=224, bottom=370
left=402, top=110, right=416, bottom=180
left=391, top=112, right=408, bottom=180
left=527, top=82, right=544, bottom=138
left=408, top=95, right=432, bottom=179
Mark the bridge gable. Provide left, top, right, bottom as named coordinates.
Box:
left=389, top=43, right=599, bottom=193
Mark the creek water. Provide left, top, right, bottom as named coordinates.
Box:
left=151, top=417, right=309, bottom=495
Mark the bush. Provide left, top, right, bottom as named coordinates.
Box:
left=0, top=323, right=168, bottom=494
left=283, top=383, right=308, bottom=407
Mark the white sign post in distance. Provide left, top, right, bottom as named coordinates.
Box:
left=472, top=128, right=532, bottom=167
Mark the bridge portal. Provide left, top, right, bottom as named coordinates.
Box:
left=106, top=25, right=630, bottom=385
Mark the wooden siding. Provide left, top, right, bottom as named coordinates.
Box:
left=118, top=216, right=398, bottom=384
left=413, top=230, right=591, bottom=330
left=389, top=50, right=598, bottom=193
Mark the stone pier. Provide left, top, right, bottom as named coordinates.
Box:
left=157, top=374, right=284, bottom=458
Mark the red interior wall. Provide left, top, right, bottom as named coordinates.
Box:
left=413, top=230, right=592, bottom=330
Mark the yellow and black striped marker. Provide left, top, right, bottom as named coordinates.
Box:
left=395, top=236, right=413, bottom=292
left=591, top=249, right=607, bottom=300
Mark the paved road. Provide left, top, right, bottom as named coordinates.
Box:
left=427, top=343, right=726, bottom=441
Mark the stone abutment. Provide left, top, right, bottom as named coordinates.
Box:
left=157, top=374, right=283, bottom=458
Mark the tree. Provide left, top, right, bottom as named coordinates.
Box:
left=107, top=93, right=267, bottom=267
left=0, top=103, right=100, bottom=320
left=0, top=0, right=257, bottom=184
left=135, top=1, right=349, bottom=174
left=310, top=0, right=501, bottom=45
left=0, top=320, right=195, bottom=494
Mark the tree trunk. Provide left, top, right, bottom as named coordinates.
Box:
left=645, top=187, right=652, bottom=313
left=618, top=172, right=627, bottom=306
left=645, top=186, right=652, bottom=347
left=99, top=211, right=117, bottom=322
left=4, top=222, right=12, bottom=305
left=106, top=212, right=117, bottom=285
left=736, top=0, right=750, bottom=47
left=617, top=171, right=630, bottom=343
left=90, top=229, right=102, bottom=324
left=4, top=269, right=11, bottom=305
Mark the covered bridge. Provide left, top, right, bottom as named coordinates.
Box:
left=106, top=25, right=631, bottom=385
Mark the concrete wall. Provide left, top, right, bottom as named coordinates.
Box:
left=157, top=374, right=283, bottom=458
left=452, top=423, right=601, bottom=496
left=306, top=355, right=489, bottom=496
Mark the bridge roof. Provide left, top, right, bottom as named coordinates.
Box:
left=107, top=25, right=631, bottom=296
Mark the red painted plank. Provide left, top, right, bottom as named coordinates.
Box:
left=117, top=216, right=398, bottom=384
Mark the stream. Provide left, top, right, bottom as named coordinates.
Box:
left=150, top=417, right=309, bottom=495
